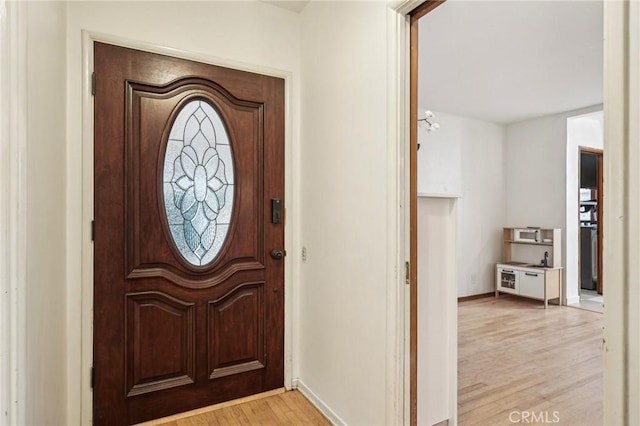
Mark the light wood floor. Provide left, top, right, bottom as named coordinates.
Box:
left=148, top=389, right=330, bottom=426
left=459, top=295, right=603, bottom=426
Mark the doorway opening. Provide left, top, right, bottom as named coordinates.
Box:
left=578, top=148, right=603, bottom=310
left=408, top=1, right=604, bottom=425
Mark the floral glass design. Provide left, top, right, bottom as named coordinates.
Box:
left=163, top=100, right=234, bottom=266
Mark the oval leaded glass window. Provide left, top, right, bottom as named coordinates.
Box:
left=163, top=99, right=234, bottom=266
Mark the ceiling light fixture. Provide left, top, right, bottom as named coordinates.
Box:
left=417, top=110, right=440, bottom=150
left=418, top=110, right=440, bottom=132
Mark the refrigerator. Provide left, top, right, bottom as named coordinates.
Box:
left=580, top=226, right=597, bottom=291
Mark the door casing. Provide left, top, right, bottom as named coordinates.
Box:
left=77, top=31, right=297, bottom=424
left=406, top=2, right=451, bottom=426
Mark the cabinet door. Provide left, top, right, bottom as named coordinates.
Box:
left=519, top=271, right=544, bottom=299
left=497, top=268, right=518, bottom=295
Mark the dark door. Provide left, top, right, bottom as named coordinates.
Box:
left=93, top=42, right=285, bottom=425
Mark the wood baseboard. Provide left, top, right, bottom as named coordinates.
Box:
left=458, top=292, right=494, bottom=303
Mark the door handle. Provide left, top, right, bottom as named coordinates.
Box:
left=270, top=250, right=285, bottom=260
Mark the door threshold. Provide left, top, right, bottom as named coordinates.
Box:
left=135, top=388, right=286, bottom=425
left=567, top=301, right=604, bottom=314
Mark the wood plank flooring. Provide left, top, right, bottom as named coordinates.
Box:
left=459, top=295, right=603, bottom=426
left=146, top=390, right=330, bottom=426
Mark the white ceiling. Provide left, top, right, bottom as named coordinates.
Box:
left=418, top=0, right=603, bottom=124
left=262, top=0, right=309, bottom=14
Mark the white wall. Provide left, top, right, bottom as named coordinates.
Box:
left=299, top=2, right=391, bottom=424
left=417, top=197, right=457, bottom=426
left=505, top=105, right=602, bottom=302
left=459, top=118, right=506, bottom=297
left=566, top=111, right=603, bottom=304
left=505, top=115, right=567, bottom=227
left=65, top=2, right=301, bottom=423
left=25, top=2, right=68, bottom=425
left=418, top=111, right=505, bottom=297
left=418, top=111, right=462, bottom=196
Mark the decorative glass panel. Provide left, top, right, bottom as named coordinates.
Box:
left=163, top=100, right=234, bottom=266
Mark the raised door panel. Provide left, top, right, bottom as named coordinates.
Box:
left=125, top=292, right=196, bottom=396
left=208, top=283, right=265, bottom=379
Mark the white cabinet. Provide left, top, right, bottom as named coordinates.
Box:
left=497, top=227, right=563, bottom=308
left=495, top=264, right=562, bottom=308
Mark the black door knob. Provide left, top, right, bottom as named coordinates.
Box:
left=270, top=250, right=285, bottom=260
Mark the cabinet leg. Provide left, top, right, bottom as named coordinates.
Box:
left=544, top=299, right=548, bottom=309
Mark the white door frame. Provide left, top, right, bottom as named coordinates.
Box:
left=390, top=1, right=460, bottom=424
left=76, top=31, right=297, bottom=424
left=0, top=1, right=27, bottom=425
left=386, top=4, right=411, bottom=426
left=603, top=1, right=640, bottom=425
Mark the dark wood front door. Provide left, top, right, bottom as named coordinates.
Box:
left=93, top=42, right=285, bottom=425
